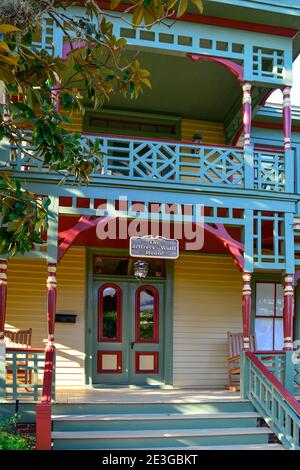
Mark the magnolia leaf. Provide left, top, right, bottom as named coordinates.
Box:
left=192, top=0, right=204, bottom=13
left=132, top=6, right=145, bottom=26
left=177, top=0, right=188, bottom=17
left=0, top=25, right=21, bottom=34
left=0, top=41, right=10, bottom=53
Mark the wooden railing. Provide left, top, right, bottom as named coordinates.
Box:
left=2, top=132, right=292, bottom=193
left=36, top=345, right=56, bottom=450
left=243, top=351, right=300, bottom=450
left=5, top=347, right=45, bottom=401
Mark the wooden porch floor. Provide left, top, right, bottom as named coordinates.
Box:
left=54, top=388, right=241, bottom=404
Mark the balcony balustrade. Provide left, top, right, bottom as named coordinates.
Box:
left=2, top=132, right=292, bottom=194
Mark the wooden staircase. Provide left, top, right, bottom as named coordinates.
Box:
left=51, top=400, right=284, bottom=450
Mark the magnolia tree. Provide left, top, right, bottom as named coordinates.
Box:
left=0, top=0, right=203, bottom=256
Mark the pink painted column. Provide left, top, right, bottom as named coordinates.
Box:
left=46, top=263, right=57, bottom=346
left=242, top=272, right=252, bottom=350
left=283, top=274, right=294, bottom=351
left=0, top=260, right=7, bottom=343
left=242, top=82, right=252, bottom=147
left=283, top=86, right=292, bottom=150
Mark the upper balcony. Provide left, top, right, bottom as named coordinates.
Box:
left=0, top=132, right=294, bottom=197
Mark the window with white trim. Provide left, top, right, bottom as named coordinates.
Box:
left=255, top=282, right=284, bottom=351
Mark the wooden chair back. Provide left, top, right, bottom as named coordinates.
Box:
left=4, top=328, right=32, bottom=349
left=227, top=331, right=256, bottom=364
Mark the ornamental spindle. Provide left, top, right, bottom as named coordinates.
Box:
left=0, top=261, right=7, bottom=344
left=242, top=272, right=252, bottom=350
left=283, top=86, right=292, bottom=150
left=283, top=274, right=294, bottom=351
left=242, top=82, right=252, bottom=147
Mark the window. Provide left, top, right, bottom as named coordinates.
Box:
left=255, top=282, right=284, bottom=350
left=136, top=286, right=159, bottom=343
left=98, top=284, right=122, bottom=342
left=93, top=256, right=165, bottom=278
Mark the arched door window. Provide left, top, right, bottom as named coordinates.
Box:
left=98, top=284, right=122, bottom=342
left=135, top=286, right=159, bottom=343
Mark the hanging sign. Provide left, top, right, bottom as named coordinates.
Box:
left=130, top=236, right=179, bottom=259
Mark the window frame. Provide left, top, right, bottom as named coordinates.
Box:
left=255, top=280, right=284, bottom=351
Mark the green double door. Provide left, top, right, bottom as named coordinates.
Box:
left=93, top=280, right=165, bottom=385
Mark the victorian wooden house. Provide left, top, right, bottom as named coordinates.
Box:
left=1, top=0, right=300, bottom=451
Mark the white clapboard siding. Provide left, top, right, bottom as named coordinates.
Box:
left=173, top=254, right=242, bottom=388
left=5, top=247, right=86, bottom=388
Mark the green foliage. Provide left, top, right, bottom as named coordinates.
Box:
left=0, top=0, right=204, bottom=257
left=0, top=414, right=35, bottom=450
left=0, top=174, right=50, bottom=256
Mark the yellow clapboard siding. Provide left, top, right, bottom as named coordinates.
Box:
left=173, top=254, right=242, bottom=388
left=181, top=118, right=226, bottom=144
left=5, top=247, right=86, bottom=388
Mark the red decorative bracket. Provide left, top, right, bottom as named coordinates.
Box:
left=203, top=223, right=245, bottom=271
left=58, top=215, right=114, bottom=262
left=187, top=53, right=244, bottom=82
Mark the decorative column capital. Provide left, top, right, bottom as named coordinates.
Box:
left=47, top=264, right=57, bottom=289
left=0, top=261, right=7, bottom=287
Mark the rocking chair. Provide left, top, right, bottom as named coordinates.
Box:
left=226, top=331, right=257, bottom=391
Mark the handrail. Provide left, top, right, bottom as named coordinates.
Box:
left=247, top=351, right=300, bottom=417
left=6, top=347, right=45, bottom=353
left=255, top=350, right=285, bottom=355
left=83, top=132, right=284, bottom=154
left=82, top=131, right=244, bottom=149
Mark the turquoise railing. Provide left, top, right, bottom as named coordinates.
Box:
left=294, top=362, right=300, bottom=394
left=5, top=347, right=47, bottom=401
left=4, top=133, right=290, bottom=193
left=242, top=351, right=300, bottom=450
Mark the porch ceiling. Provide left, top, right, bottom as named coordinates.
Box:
left=98, top=50, right=241, bottom=122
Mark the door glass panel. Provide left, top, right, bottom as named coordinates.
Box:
left=136, top=287, right=158, bottom=343
left=98, top=284, right=121, bottom=342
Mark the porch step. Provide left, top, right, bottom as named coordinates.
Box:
left=52, top=411, right=260, bottom=432
left=52, top=427, right=271, bottom=450
left=51, top=400, right=279, bottom=450
left=112, top=444, right=285, bottom=450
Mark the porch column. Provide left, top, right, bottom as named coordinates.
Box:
left=242, top=82, right=252, bottom=147
left=283, top=273, right=294, bottom=351
left=0, top=260, right=7, bottom=398
left=47, top=263, right=57, bottom=346
left=242, top=272, right=252, bottom=350
left=36, top=263, right=57, bottom=450
left=283, top=86, right=292, bottom=150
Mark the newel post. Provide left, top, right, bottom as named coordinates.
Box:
left=242, top=272, right=252, bottom=350
left=283, top=273, right=294, bottom=351
left=36, top=263, right=57, bottom=451
left=0, top=260, right=7, bottom=399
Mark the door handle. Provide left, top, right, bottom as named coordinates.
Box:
left=130, top=342, right=135, bottom=350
